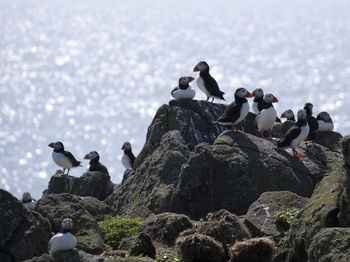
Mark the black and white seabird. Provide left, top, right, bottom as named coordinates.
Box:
left=48, top=142, right=81, bottom=175
left=84, top=151, right=109, bottom=174
left=193, top=61, right=225, bottom=102
left=171, top=76, right=196, bottom=100
left=252, top=88, right=264, bottom=114
left=281, top=109, right=295, bottom=122
left=256, top=93, right=278, bottom=139
left=48, top=218, right=77, bottom=253
left=121, top=142, right=136, bottom=170
left=215, top=87, right=253, bottom=132
left=317, top=111, right=334, bottom=132
left=21, top=192, right=36, bottom=210
left=277, top=109, right=310, bottom=159
left=304, top=102, right=319, bottom=142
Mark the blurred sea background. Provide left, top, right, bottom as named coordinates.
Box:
left=1, top=0, right=350, bottom=199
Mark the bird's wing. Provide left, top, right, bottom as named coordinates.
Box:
left=171, top=86, right=179, bottom=95
left=278, top=125, right=301, bottom=147
left=215, top=102, right=240, bottom=124
left=63, top=151, right=81, bottom=166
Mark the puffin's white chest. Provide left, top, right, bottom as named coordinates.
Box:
left=291, top=124, right=310, bottom=149
left=196, top=77, right=211, bottom=97
left=317, top=120, right=334, bottom=131
left=256, top=107, right=277, bottom=132
left=23, top=201, right=36, bottom=210
left=172, top=87, right=196, bottom=100
left=252, top=102, right=260, bottom=114
left=121, top=154, right=133, bottom=170
left=235, top=102, right=250, bottom=125
left=49, top=232, right=77, bottom=253
left=52, top=151, right=73, bottom=169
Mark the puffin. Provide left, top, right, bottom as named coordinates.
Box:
left=171, top=76, right=196, bottom=100
left=48, top=218, right=77, bottom=253
left=255, top=93, right=278, bottom=139
left=252, top=88, right=264, bottom=114
left=193, top=61, right=225, bottom=102
left=317, top=111, right=334, bottom=132
left=48, top=142, right=81, bottom=175
left=281, top=109, right=295, bottom=121
left=215, top=87, right=253, bottom=132
left=21, top=192, right=36, bottom=210
left=121, top=142, right=136, bottom=170
left=84, top=151, right=109, bottom=174
left=277, top=109, right=310, bottom=159
left=304, top=102, right=319, bottom=142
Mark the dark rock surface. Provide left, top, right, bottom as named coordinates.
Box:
left=0, top=189, right=52, bottom=261
left=139, top=212, right=193, bottom=246
left=315, top=130, right=343, bottom=152
left=169, top=130, right=336, bottom=219
left=308, top=228, right=350, bottom=262
left=46, top=171, right=114, bottom=201
left=129, top=232, right=156, bottom=259
left=339, top=135, right=350, bottom=226
left=35, top=193, right=115, bottom=255
left=244, top=191, right=309, bottom=241
left=176, top=233, right=225, bottom=262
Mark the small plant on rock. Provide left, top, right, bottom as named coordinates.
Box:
left=274, top=209, right=300, bottom=227
left=98, top=214, right=143, bottom=249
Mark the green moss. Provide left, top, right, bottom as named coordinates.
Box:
left=156, top=247, right=181, bottom=262
left=98, top=215, right=143, bottom=249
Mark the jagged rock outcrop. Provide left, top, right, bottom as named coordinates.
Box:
left=128, top=232, right=156, bottom=259
left=0, top=189, right=52, bottom=261
left=287, top=136, right=347, bottom=260
left=244, top=191, right=309, bottom=241
left=106, top=100, right=342, bottom=220
left=138, top=212, right=193, bottom=246
left=35, top=193, right=115, bottom=255
left=46, top=171, right=114, bottom=201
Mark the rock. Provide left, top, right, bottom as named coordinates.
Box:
left=308, top=228, right=350, bottom=262
left=129, top=232, right=156, bottom=259
left=244, top=191, right=309, bottom=241
left=134, top=100, right=227, bottom=169
left=105, top=130, right=190, bottom=217
left=0, top=189, right=52, bottom=261
left=35, top=193, right=115, bottom=255
left=169, top=130, right=335, bottom=219
left=228, top=237, right=277, bottom=262
left=176, top=233, right=225, bottom=262
left=315, top=131, right=343, bottom=152
left=339, top=136, right=350, bottom=226
left=139, top=212, right=193, bottom=246
left=46, top=171, right=114, bottom=201
left=197, top=210, right=251, bottom=250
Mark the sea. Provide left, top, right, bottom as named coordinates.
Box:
left=1, top=0, right=350, bottom=199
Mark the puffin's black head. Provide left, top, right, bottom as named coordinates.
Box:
left=252, top=88, right=264, bottom=98
left=297, top=109, right=307, bottom=120
left=22, top=192, right=33, bottom=202
left=235, top=87, right=253, bottom=99
left=263, top=93, right=278, bottom=103
left=84, top=151, right=99, bottom=160
left=48, top=141, right=64, bottom=150
left=193, top=61, right=209, bottom=72
left=317, top=111, right=333, bottom=123
left=122, top=141, right=132, bottom=151
left=281, top=109, right=294, bottom=119
left=304, top=102, right=313, bottom=115
left=179, top=76, right=195, bottom=86
left=62, top=218, right=73, bottom=232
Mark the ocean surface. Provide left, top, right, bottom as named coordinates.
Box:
left=1, top=0, right=350, bottom=199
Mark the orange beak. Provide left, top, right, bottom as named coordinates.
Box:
left=281, top=113, right=285, bottom=118
left=246, top=92, right=253, bottom=98
left=48, top=142, right=54, bottom=148
left=273, top=96, right=278, bottom=102
left=328, top=118, right=333, bottom=123
left=84, top=154, right=89, bottom=159
left=193, top=65, right=199, bottom=72
left=188, top=76, right=195, bottom=82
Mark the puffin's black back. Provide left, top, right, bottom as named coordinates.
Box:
left=200, top=70, right=225, bottom=100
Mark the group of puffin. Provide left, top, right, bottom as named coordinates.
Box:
left=47, top=141, right=136, bottom=176
left=19, top=60, right=335, bottom=254
left=172, top=61, right=334, bottom=159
